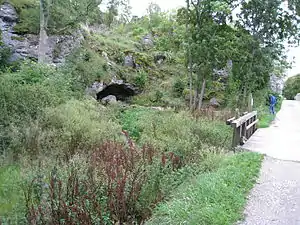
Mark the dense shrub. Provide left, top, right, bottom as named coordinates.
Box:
left=173, top=78, right=185, bottom=97
left=121, top=108, right=231, bottom=161
left=283, top=74, right=300, bottom=100
left=7, top=99, right=121, bottom=159
left=66, top=46, right=110, bottom=89
left=0, top=62, right=79, bottom=156
left=24, top=134, right=193, bottom=224
left=134, top=70, right=148, bottom=89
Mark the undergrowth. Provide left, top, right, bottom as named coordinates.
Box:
left=258, top=97, right=283, bottom=128
left=147, top=152, right=263, bottom=225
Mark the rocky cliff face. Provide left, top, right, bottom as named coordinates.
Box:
left=0, top=3, right=84, bottom=65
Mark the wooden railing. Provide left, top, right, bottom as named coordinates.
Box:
left=226, top=111, right=259, bottom=149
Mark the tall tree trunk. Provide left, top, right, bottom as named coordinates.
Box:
left=186, top=0, right=193, bottom=110
left=189, top=56, right=193, bottom=109
left=193, top=73, right=200, bottom=110
left=38, top=0, right=49, bottom=64
left=198, top=78, right=206, bottom=110
left=242, top=85, right=247, bottom=110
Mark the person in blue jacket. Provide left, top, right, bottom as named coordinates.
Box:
left=269, top=94, right=277, bottom=115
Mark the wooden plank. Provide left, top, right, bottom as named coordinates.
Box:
left=246, top=119, right=259, bottom=131
left=231, top=111, right=257, bottom=128
left=242, top=111, right=248, bottom=116
left=226, top=117, right=236, bottom=125
left=232, top=126, right=241, bottom=150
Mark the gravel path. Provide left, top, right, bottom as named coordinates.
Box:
left=243, top=100, right=300, bottom=161
left=238, top=157, right=300, bottom=225
left=238, top=100, right=300, bottom=225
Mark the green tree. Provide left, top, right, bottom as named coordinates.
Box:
left=49, top=0, right=102, bottom=33
left=184, top=0, right=235, bottom=109
left=232, top=0, right=300, bottom=107
left=283, top=74, right=300, bottom=100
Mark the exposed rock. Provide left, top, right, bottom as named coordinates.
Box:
left=142, top=34, right=154, bottom=48
left=154, top=53, right=166, bottom=65
left=151, top=106, right=164, bottom=111
left=213, top=68, right=229, bottom=78
left=97, top=80, right=139, bottom=101
left=52, top=31, right=84, bottom=64
left=84, top=24, right=109, bottom=35
left=213, top=60, right=232, bottom=81
left=0, top=3, right=18, bottom=23
left=101, top=95, right=117, bottom=105
left=124, top=54, right=135, bottom=67
left=210, top=97, right=220, bottom=108
left=102, top=51, right=109, bottom=61
left=0, top=3, right=84, bottom=65
left=85, top=81, right=105, bottom=98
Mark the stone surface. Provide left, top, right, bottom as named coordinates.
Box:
left=154, top=53, right=166, bottom=65
left=124, top=54, right=135, bottom=67
left=209, top=97, right=220, bottom=108
left=101, top=95, right=117, bottom=105
left=295, top=93, right=300, bottom=101
left=0, top=3, right=84, bottom=64
left=142, top=34, right=154, bottom=48
left=238, top=157, right=300, bottom=225
left=0, top=3, right=18, bottom=22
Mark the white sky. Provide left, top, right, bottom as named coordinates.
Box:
left=129, top=0, right=299, bottom=77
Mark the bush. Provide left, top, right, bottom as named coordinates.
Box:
left=135, top=70, right=148, bottom=89
left=0, top=67, right=71, bottom=126
left=283, top=74, right=300, bottom=100
left=121, top=108, right=231, bottom=161
left=9, top=99, right=121, bottom=159
left=41, top=99, right=121, bottom=157
left=0, top=62, right=78, bottom=156
left=173, top=78, right=185, bottom=97
left=23, top=135, right=193, bottom=224
left=66, top=46, right=109, bottom=89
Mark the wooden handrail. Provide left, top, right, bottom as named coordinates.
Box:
left=246, top=119, right=259, bottom=131
left=231, top=111, right=257, bottom=128
left=226, top=111, right=258, bottom=150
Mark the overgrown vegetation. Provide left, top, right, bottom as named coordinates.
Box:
left=147, top=152, right=263, bottom=225
left=0, top=0, right=299, bottom=224
left=257, top=95, right=283, bottom=128
left=283, top=74, right=300, bottom=100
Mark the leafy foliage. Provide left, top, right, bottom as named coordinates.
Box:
left=0, top=0, right=299, bottom=224
left=283, top=74, right=300, bottom=100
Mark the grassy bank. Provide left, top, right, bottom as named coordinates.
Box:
left=147, top=152, right=263, bottom=225
left=0, top=166, right=25, bottom=224
left=258, top=98, right=283, bottom=128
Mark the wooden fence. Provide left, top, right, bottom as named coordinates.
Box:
left=226, top=111, right=259, bottom=149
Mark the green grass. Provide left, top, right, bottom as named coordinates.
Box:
left=258, top=98, right=283, bottom=128
left=147, top=152, right=263, bottom=225
left=258, top=113, right=276, bottom=128
left=0, top=165, right=25, bottom=223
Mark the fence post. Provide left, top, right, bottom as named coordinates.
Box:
left=232, top=126, right=240, bottom=151
left=248, top=93, right=253, bottom=112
